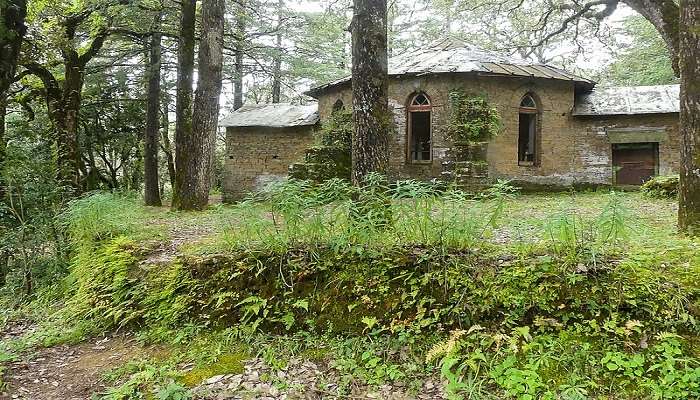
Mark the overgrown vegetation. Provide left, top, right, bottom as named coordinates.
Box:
left=641, top=175, right=679, bottom=199
left=446, top=91, right=502, bottom=143
left=1, top=183, right=698, bottom=399
left=289, top=110, right=352, bottom=182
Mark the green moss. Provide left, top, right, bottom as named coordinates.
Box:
left=180, top=352, right=247, bottom=387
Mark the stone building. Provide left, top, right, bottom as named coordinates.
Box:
left=220, top=103, right=318, bottom=200
left=221, top=38, right=679, bottom=200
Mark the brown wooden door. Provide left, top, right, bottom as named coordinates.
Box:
left=612, top=143, right=658, bottom=185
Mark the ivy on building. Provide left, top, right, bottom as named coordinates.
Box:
left=289, top=110, right=352, bottom=182
left=446, top=91, right=502, bottom=143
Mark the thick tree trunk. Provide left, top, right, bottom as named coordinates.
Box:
left=174, top=0, right=225, bottom=210
left=350, top=0, right=390, bottom=186
left=172, top=0, right=197, bottom=209
left=161, top=97, right=176, bottom=191
left=0, top=97, right=6, bottom=200
left=144, top=16, right=163, bottom=206
left=678, top=0, right=700, bottom=235
left=56, top=58, right=84, bottom=191
left=0, top=0, right=27, bottom=94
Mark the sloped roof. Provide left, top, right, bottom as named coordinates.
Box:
left=220, top=103, right=319, bottom=128
left=572, top=84, right=680, bottom=116
left=306, top=38, right=594, bottom=97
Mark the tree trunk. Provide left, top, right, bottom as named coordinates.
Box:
left=174, top=0, right=225, bottom=210
left=57, top=58, right=84, bottom=191
left=233, top=1, right=246, bottom=110
left=678, top=0, right=700, bottom=235
left=271, top=0, right=283, bottom=103
left=144, top=15, right=163, bottom=206
left=0, top=0, right=27, bottom=95
left=172, top=0, right=197, bottom=209
left=161, top=96, right=176, bottom=191
left=350, top=0, right=390, bottom=186
left=0, top=97, right=6, bottom=201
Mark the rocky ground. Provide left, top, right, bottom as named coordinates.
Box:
left=0, top=332, right=147, bottom=400
left=191, top=358, right=447, bottom=400
left=1, top=322, right=447, bottom=400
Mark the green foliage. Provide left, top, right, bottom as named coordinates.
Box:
left=289, top=110, right=352, bottom=183
left=431, top=327, right=700, bottom=399
left=545, top=191, right=631, bottom=262
left=641, top=175, right=679, bottom=199
left=446, top=91, right=501, bottom=143
left=61, top=192, right=163, bottom=248
left=599, top=16, right=678, bottom=86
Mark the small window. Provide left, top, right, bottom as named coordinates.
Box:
left=407, top=93, right=432, bottom=162
left=518, top=94, right=539, bottom=165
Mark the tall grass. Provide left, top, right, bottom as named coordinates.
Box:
left=61, top=192, right=163, bottom=248
left=214, top=175, right=516, bottom=253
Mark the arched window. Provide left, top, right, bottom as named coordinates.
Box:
left=518, top=94, right=539, bottom=165
left=332, top=99, right=344, bottom=113
left=407, top=93, right=432, bottom=162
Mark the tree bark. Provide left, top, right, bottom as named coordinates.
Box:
left=271, top=0, right=283, bottom=103
left=174, top=0, right=225, bottom=210
left=161, top=95, right=176, bottom=191
left=0, top=97, right=6, bottom=201
left=172, top=0, right=197, bottom=209
left=0, top=0, right=27, bottom=95
left=144, top=15, right=163, bottom=206
left=678, top=0, right=700, bottom=235
left=350, top=0, right=390, bottom=186
left=233, top=1, right=246, bottom=110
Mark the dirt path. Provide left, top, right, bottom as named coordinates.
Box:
left=1, top=335, right=147, bottom=400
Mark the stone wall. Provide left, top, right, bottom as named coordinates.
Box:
left=223, top=125, right=316, bottom=201
left=316, top=74, right=681, bottom=188
left=571, top=113, right=680, bottom=185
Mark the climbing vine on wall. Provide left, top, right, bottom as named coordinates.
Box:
left=446, top=91, right=502, bottom=143
left=289, top=110, right=352, bottom=182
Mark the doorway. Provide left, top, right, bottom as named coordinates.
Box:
left=612, top=143, right=658, bottom=185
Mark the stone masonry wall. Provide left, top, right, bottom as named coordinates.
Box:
left=223, top=125, right=316, bottom=201
left=571, top=113, right=680, bottom=184
left=316, top=74, right=681, bottom=187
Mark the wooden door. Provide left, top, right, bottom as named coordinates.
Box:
left=612, top=143, right=658, bottom=185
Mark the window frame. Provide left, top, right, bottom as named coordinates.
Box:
left=517, top=93, right=541, bottom=167
left=406, top=92, right=433, bottom=163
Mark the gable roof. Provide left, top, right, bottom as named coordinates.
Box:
left=220, top=103, right=319, bottom=128
left=305, top=38, right=594, bottom=97
left=573, top=84, right=680, bottom=116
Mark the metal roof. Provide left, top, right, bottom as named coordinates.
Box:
left=573, top=84, right=680, bottom=116
left=220, top=103, right=319, bottom=128
left=305, top=38, right=594, bottom=97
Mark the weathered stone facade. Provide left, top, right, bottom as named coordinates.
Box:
left=315, top=74, right=680, bottom=188
left=222, top=125, right=316, bottom=201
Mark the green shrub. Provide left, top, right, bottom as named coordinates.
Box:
left=446, top=91, right=502, bottom=143
left=641, top=175, right=679, bottom=198
left=289, top=110, right=352, bottom=182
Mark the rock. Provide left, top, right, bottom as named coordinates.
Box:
left=204, top=375, right=226, bottom=385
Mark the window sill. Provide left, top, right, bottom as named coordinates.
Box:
left=518, top=161, right=537, bottom=167
left=409, top=160, right=433, bottom=165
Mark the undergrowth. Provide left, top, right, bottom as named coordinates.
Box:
left=2, top=180, right=699, bottom=399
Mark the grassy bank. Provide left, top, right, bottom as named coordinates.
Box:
left=2, top=179, right=699, bottom=399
